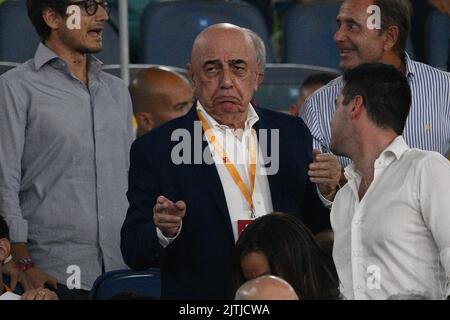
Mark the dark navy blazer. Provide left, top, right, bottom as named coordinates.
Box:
left=120, top=105, right=330, bottom=299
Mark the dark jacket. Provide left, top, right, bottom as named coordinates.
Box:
left=120, top=105, right=330, bottom=299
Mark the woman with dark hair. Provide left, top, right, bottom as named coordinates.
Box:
left=228, top=212, right=339, bottom=299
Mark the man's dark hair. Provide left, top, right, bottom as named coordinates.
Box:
left=301, top=72, right=339, bottom=90
left=374, top=0, right=412, bottom=56
left=229, top=212, right=339, bottom=300
left=342, top=62, right=411, bottom=135
left=0, top=215, right=9, bottom=240
left=26, top=0, right=70, bottom=41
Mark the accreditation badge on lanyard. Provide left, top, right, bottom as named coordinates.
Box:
left=197, top=107, right=258, bottom=237
left=237, top=219, right=253, bottom=237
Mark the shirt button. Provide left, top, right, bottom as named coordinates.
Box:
left=357, top=285, right=362, bottom=290
left=353, top=251, right=359, bottom=257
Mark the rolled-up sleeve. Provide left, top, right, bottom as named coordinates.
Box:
left=0, top=77, right=28, bottom=242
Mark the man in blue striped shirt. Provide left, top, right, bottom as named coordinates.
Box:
left=302, top=0, right=450, bottom=168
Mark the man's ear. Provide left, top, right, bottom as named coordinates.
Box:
left=349, top=95, right=364, bottom=120
left=0, top=238, right=11, bottom=263
left=382, top=25, right=399, bottom=52
left=42, top=8, right=62, bottom=32
left=255, top=72, right=264, bottom=89
left=186, top=63, right=196, bottom=88
left=136, top=111, right=154, bottom=132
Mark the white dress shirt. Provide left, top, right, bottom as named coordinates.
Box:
left=331, top=136, right=450, bottom=299
left=158, top=102, right=273, bottom=245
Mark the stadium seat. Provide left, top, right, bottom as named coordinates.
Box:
left=0, top=0, right=40, bottom=63
left=102, top=63, right=187, bottom=80
left=283, top=2, right=341, bottom=69
left=283, top=2, right=415, bottom=69
left=89, top=268, right=161, bottom=300
left=254, top=63, right=340, bottom=112
left=139, top=0, right=274, bottom=67
left=425, top=9, right=450, bottom=70
left=0, top=0, right=120, bottom=64
left=0, top=61, right=19, bottom=75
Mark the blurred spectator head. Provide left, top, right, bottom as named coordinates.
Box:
left=129, top=67, right=193, bottom=137
left=289, top=72, right=338, bottom=116
left=229, top=212, right=339, bottom=299
left=234, top=275, right=299, bottom=300
left=334, top=0, right=412, bottom=70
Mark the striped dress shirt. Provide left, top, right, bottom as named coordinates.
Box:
left=301, top=54, right=450, bottom=167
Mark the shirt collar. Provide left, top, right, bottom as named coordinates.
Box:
left=34, top=42, right=59, bottom=70
left=33, top=42, right=103, bottom=75
left=376, top=135, right=409, bottom=165
left=403, top=52, right=415, bottom=79
left=196, top=101, right=259, bottom=131
left=344, top=136, right=409, bottom=180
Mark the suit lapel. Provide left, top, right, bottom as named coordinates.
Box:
left=185, top=106, right=234, bottom=237
left=254, top=108, right=284, bottom=210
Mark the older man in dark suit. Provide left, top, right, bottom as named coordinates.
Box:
left=121, top=23, right=340, bottom=299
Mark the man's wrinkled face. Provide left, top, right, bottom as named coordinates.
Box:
left=188, top=27, right=260, bottom=123
left=334, top=0, right=386, bottom=71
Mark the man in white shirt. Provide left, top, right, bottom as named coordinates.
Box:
left=121, top=23, right=337, bottom=299
left=330, top=62, right=450, bottom=300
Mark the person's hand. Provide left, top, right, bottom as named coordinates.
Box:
left=153, top=196, right=186, bottom=237
left=308, top=149, right=342, bottom=201
left=2, top=260, right=32, bottom=291
left=23, top=267, right=58, bottom=290
left=429, top=0, right=450, bottom=16
left=21, top=288, right=58, bottom=300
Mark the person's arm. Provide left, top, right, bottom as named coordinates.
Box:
left=0, top=78, right=57, bottom=290
left=120, top=139, right=167, bottom=270
left=296, top=118, right=331, bottom=233
left=300, top=94, right=326, bottom=152
left=10, top=243, right=57, bottom=289
left=418, top=155, right=450, bottom=298
left=308, top=149, right=341, bottom=203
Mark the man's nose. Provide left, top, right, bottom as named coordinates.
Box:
left=334, top=25, right=345, bottom=44
left=220, top=67, right=233, bottom=88
left=96, top=4, right=109, bottom=21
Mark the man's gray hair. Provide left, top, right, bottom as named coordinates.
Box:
left=244, top=28, right=266, bottom=74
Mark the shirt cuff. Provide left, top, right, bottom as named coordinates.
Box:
left=316, top=185, right=333, bottom=209
left=156, top=222, right=182, bottom=248
left=4, top=216, right=28, bottom=243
